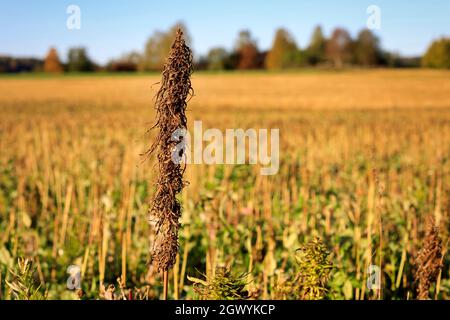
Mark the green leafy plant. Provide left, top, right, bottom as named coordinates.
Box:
left=188, top=267, right=250, bottom=300
left=293, top=237, right=333, bottom=299
left=6, top=258, right=47, bottom=300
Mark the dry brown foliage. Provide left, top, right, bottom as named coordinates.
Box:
left=147, top=28, right=193, bottom=273
left=414, top=216, right=444, bottom=300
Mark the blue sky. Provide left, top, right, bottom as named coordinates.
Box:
left=1, top=0, right=449, bottom=64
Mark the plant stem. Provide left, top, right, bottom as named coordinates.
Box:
left=163, top=270, right=169, bottom=300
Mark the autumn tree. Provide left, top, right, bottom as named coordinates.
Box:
left=326, top=28, right=353, bottom=68
left=106, top=51, right=141, bottom=72
left=140, top=22, right=191, bottom=71
left=265, top=28, right=299, bottom=69
left=235, top=30, right=260, bottom=70
left=422, top=37, right=450, bottom=69
left=306, top=26, right=326, bottom=65
left=354, top=29, right=381, bottom=66
left=44, top=47, right=63, bottom=73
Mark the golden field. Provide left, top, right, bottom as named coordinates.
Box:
left=0, top=69, right=449, bottom=299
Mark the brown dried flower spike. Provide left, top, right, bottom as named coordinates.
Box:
left=148, top=28, right=193, bottom=298
left=414, top=216, right=443, bottom=300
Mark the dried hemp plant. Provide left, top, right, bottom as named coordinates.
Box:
left=147, top=28, right=193, bottom=300
left=414, top=216, right=444, bottom=300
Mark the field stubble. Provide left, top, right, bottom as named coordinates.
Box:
left=0, top=70, right=449, bottom=299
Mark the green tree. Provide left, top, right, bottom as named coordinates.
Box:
left=354, top=29, right=381, bottom=66
left=67, top=47, right=95, bottom=72
left=207, top=47, right=228, bottom=70
left=265, top=28, right=298, bottom=69
left=306, top=25, right=326, bottom=65
left=140, top=22, right=191, bottom=71
left=422, top=38, right=450, bottom=69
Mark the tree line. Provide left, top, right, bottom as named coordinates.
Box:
left=1, top=23, right=449, bottom=73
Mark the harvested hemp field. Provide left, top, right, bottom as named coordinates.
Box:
left=0, top=69, right=449, bottom=299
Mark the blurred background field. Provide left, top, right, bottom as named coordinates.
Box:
left=0, top=69, right=449, bottom=299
